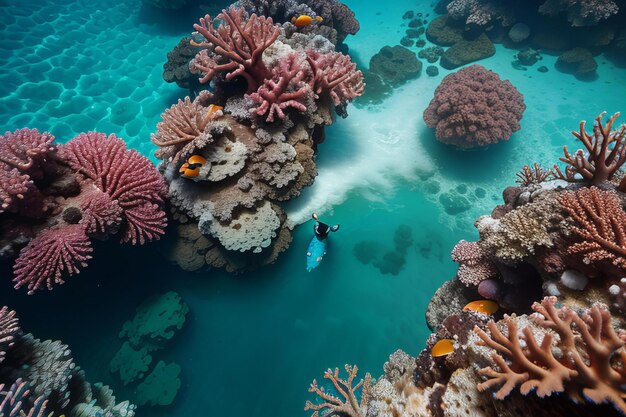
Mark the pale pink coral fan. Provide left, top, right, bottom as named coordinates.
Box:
left=423, top=64, right=525, bottom=148
left=59, top=132, right=167, bottom=245
left=13, top=224, right=93, bottom=295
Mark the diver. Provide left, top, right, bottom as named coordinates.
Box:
left=311, top=213, right=340, bottom=240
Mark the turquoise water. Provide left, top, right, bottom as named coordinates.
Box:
left=1, top=0, right=626, bottom=416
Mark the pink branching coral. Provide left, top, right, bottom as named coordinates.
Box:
left=515, top=163, right=553, bottom=186
left=306, top=50, right=364, bottom=107
left=192, top=7, right=280, bottom=93
left=423, top=65, right=525, bottom=148
left=0, top=379, right=49, bottom=417
left=474, top=296, right=626, bottom=413
left=451, top=240, right=498, bottom=287
left=538, top=0, right=619, bottom=26
left=554, top=112, right=626, bottom=185
left=557, top=186, right=626, bottom=271
left=60, top=132, right=167, bottom=245
left=0, top=307, right=19, bottom=364
left=13, top=224, right=93, bottom=295
left=0, top=128, right=55, bottom=212
left=305, top=364, right=372, bottom=417
left=249, top=54, right=310, bottom=122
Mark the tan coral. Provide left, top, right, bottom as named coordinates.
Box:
left=305, top=364, right=372, bottom=417
left=474, top=296, right=626, bottom=413
left=477, top=193, right=565, bottom=263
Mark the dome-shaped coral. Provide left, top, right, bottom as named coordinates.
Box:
left=423, top=64, right=525, bottom=148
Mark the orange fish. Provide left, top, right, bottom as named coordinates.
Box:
left=291, top=15, right=322, bottom=28
left=463, top=300, right=499, bottom=315
left=207, top=104, right=223, bottom=118
left=431, top=339, right=455, bottom=357
left=179, top=155, right=207, bottom=178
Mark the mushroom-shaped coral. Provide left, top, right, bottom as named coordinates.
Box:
left=423, top=64, right=526, bottom=148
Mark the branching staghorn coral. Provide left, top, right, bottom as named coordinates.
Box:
left=474, top=296, right=626, bottom=413
left=515, top=163, right=554, bottom=186
left=192, top=7, right=281, bottom=92
left=305, top=365, right=372, bottom=417
left=557, top=186, right=626, bottom=271
left=554, top=112, right=626, bottom=185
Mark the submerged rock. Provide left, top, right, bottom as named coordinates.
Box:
left=369, top=45, right=422, bottom=85
left=426, top=15, right=464, bottom=46
left=440, top=33, right=495, bottom=69
left=556, top=47, right=598, bottom=78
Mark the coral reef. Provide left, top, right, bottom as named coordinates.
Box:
left=0, top=307, right=135, bottom=417
left=423, top=65, right=526, bottom=148
left=327, top=110, right=626, bottom=417
left=156, top=6, right=362, bottom=272
left=369, top=46, right=422, bottom=86
left=0, top=129, right=167, bottom=294
left=353, top=225, right=413, bottom=276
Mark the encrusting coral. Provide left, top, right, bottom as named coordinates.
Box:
left=0, top=129, right=167, bottom=294
left=154, top=6, right=363, bottom=272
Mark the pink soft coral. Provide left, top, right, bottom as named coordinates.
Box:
left=306, top=50, right=364, bottom=107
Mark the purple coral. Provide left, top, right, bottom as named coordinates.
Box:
left=59, top=132, right=167, bottom=245
left=192, top=7, right=281, bottom=93
left=538, top=0, right=619, bottom=26
left=13, top=224, right=93, bottom=294
left=0, top=129, right=55, bottom=212
left=248, top=54, right=310, bottom=122
left=423, top=65, right=526, bottom=148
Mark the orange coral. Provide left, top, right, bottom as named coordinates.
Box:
left=554, top=112, right=626, bottom=185
left=557, top=186, right=626, bottom=270
left=305, top=364, right=371, bottom=417
left=474, top=296, right=626, bottom=413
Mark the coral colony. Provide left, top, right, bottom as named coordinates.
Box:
left=2, top=0, right=626, bottom=416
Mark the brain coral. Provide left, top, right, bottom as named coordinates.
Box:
left=423, top=64, right=526, bottom=148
